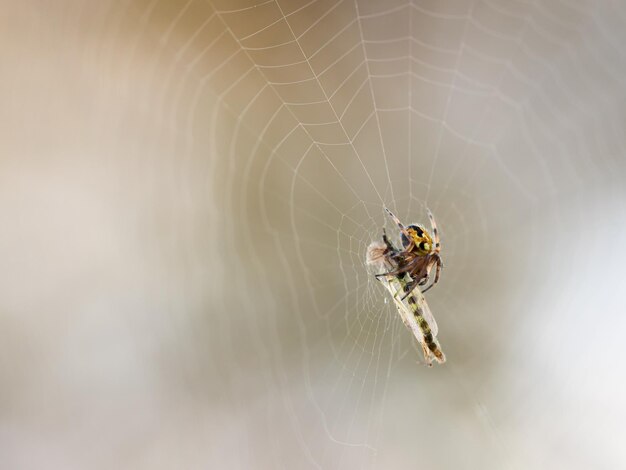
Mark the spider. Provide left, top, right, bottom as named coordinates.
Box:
left=374, top=207, right=443, bottom=300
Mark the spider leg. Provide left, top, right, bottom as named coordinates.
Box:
left=400, top=277, right=419, bottom=300
left=381, top=228, right=397, bottom=252
left=433, top=257, right=442, bottom=284
left=384, top=207, right=406, bottom=231
left=421, top=281, right=434, bottom=294
left=421, top=257, right=442, bottom=294
left=374, top=248, right=420, bottom=280
left=384, top=207, right=412, bottom=243
left=427, top=208, right=441, bottom=252
left=402, top=262, right=434, bottom=299
left=375, top=265, right=408, bottom=279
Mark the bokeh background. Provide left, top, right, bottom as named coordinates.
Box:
left=2, top=1, right=626, bottom=468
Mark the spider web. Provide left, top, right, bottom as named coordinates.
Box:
left=181, top=1, right=626, bottom=468
left=4, top=0, right=626, bottom=469
left=159, top=1, right=626, bottom=468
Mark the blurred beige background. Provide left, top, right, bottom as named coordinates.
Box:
left=1, top=1, right=625, bottom=469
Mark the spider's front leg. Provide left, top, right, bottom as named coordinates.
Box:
left=381, top=228, right=395, bottom=252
